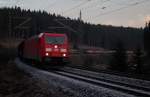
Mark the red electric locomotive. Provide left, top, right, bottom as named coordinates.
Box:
left=18, top=32, right=69, bottom=65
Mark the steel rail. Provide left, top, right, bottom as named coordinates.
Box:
left=18, top=59, right=150, bottom=96
left=60, top=67, right=150, bottom=91
left=52, top=69, right=150, bottom=97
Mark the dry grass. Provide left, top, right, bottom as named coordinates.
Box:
left=70, top=53, right=112, bottom=70
left=0, top=38, right=22, bottom=48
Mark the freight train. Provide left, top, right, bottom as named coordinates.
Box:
left=18, top=32, right=69, bottom=65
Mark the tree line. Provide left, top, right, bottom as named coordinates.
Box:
left=109, top=22, right=150, bottom=74
left=0, top=7, right=143, bottom=50
left=1, top=7, right=149, bottom=74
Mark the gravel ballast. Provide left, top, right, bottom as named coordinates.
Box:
left=15, top=59, right=137, bottom=97
left=62, top=67, right=150, bottom=89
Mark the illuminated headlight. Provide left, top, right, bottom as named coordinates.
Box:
left=60, top=48, right=67, bottom=52
left=45, top=53, right=49, bottom=56
left=62, top=54, right=66, bottom=57
left=46, top=48, right=52, bottom=52
left=54, top=45, right=58, bottom=48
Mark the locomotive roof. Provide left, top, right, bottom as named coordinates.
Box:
left=38, top=32, right=66, bottom=37
left=44, top=32, right=66, bottom=35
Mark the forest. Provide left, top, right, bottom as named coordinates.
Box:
left=0, top=6, right=150, bottom=75
left=0, top=7, right=144, bottom=50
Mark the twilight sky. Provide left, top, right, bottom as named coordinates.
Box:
left=0, top=0, right=150, bottom=27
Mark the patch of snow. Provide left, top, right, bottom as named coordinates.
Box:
left=15, top=58, right=136, bottom=97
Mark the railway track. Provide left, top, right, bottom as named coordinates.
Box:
left=16, top=58, right=150, bottom=97
left=60, top=67, right=150, bottom=89
left=51, top=67, right=150, bottom=97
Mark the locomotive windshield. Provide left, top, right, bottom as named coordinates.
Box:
left=45, top=36, right=65, bottom=44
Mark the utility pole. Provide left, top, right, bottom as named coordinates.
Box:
left=14, top=17, right=31, bottom=39
left=78, top=10, right=83, bottom=46
left=8, top=11, right=12, bottom=48
left=54, top=19, right=77, bottom=33
left=79, top=10, right=82, bottom=21
left=53, top=19, right=80, bottom=49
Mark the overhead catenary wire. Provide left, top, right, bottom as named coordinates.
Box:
left=6, top=0, right=21, bottom=6
left=45, top=0, right=58, bottom=9
left=62, top=0, right=92, bottom=15
left=67, top=0, right=98, bottom=13
left=15, top=0, right=20, bottom=5
left=9, top=0, right=150, bottom=26
left=81, top=0, right=112, bottom=17
left=88, top=0, right=149, bottom=22
left=81, top=0, right=111, bottom=11
left=66, top=0, right=111, bottom=17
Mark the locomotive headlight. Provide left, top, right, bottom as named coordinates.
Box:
left=60, top=48, right=67, bottom=52
left=62, top=53, right=66, bottom=57
left=46, top=48, right=52, bottom=52
left=45, top=53, right=49, bottom=56
left=54, top=45, right=58, bottom=48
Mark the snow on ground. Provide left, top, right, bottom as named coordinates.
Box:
left=15, top=58, right=136, bottom=97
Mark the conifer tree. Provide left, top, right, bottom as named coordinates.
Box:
left=132, top=47, right=143, bottom=73
left=110, top=41, right=128, bottom=72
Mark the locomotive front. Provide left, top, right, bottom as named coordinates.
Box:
left=42, top=33, right=69, bottom=64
